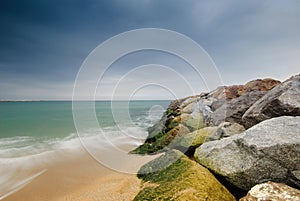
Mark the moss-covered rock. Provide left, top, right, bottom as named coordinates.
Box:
left=134, top=150, right=235, bottom=201
left=181, top=113, right=205, bottom=131
left=170, top=122, right=245, bottom=156
left=131, top=95, right=213, bottom=155
left=164, top=124, right=190, bottom=143
left=166, top=116, right=181, bottom=131
left=131, top=77, right=282, bottom=155
left=130, top=125, right=190, bottom=155
left=129, top=142, right=155, bottom=155
left=170, top=127, right=218, bottom=154
left=131, top=98, right=188, bottom=154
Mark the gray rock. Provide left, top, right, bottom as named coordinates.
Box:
left=170, top=122, right=245, bottom=156
left=180, top=97, right=200, bottom=110
left=170, top=126, right=219, bottom=154
left=210, top=98, right=226, bottom=111
left=181, top=101, right=197, bottom=114
left=240, top=181, right=300, bottom=201
left=181, top=101, right=212, bottom=131
left=194, top=116, right=300, bottom=190
left=204, top=122, right=245, bottom=142
left=216, top=122, right=245, bottom=138
left=147, top=113, right=167, bottom=140
left=292, top=171, right=300, bottom=181
left=209, top=91, right=266, bottom=126
left=242, top=74, right=300, bottom=128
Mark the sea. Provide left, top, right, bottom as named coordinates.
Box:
left=0, top=100, right=170, bottom=198
left=0, top=101, right=170, bottom=157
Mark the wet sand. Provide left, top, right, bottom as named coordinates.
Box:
left=2, top=151, right=142, bottom=201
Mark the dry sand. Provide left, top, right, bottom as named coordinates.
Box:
left=2, top=151, right=142, bottom=201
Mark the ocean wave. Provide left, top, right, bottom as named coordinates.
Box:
left=0, top=125, right=150, bottom=197
left=0, top=126, right=148, bottom=197
left=0, top=122, right=149, bottom=158
left=0, top=100, right=167, bottom=198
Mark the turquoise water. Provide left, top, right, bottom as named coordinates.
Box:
left=0, top=100, right=170, bottom=158
left=0, top=101, right=75, bottom=138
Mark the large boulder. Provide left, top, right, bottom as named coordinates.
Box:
left=134, top=150, right=235, bottom=201
left=194, top=116, right=300, bottom=190
left=208, top=78, right=280, bottom=126
left=242, top=74, right=300, bottom=128
left=180, top=109, right=206, bottom=131
left=240, top=181, right=300, bottom=201
left=217, top=122, right=246, bottom=138
left=170, top=127, right=219, bottom=155
left=170, top=122, right=245, bottom=156
left=208, top=78, right=280, bottom=100
left=181, top=96, right=213, bottom=126
left=209, top=91, right=266, bottom=126
left=237, top=78, right=281, bottom=97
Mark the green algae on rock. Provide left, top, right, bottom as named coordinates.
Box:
left=169, top=127, right=218, bottom=155
left=130, top=124, right=190, bottom=155
left=170, top=122, right=245, bottom=156
left=133, top=150, right=235, bottom=201
left=131, top=97, right=210, bottom=155
left=131, top=77, right=282, bottom=155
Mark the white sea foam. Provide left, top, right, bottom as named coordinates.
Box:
left=0, top=123, right=148, bottom=163
left=0, top=107, right=164, bottom=198
left=0, top=126, right=147, bottom=199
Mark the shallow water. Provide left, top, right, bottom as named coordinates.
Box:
left=0, top=100, right=170, bottom=198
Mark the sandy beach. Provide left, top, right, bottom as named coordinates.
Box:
left=2, top=151, right=141, bottom=201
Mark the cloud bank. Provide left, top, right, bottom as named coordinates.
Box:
left=0, top=0, right=299, bottom=99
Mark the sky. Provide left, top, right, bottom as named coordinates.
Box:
left=0, top=0, right=299, bottom=100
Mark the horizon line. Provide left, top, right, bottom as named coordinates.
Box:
left=0, top=99, right=174, bottom=102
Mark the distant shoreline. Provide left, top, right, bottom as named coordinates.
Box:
left=0, top=100, right=45, bottom=102
left=0, top=99, right=172, bottom=102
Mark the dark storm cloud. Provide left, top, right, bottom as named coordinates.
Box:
left=0, top=0, right=201, bottom=89
left=0, top=0, right=299, bottom=99
left=0, top=0, right=194, bottom=78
